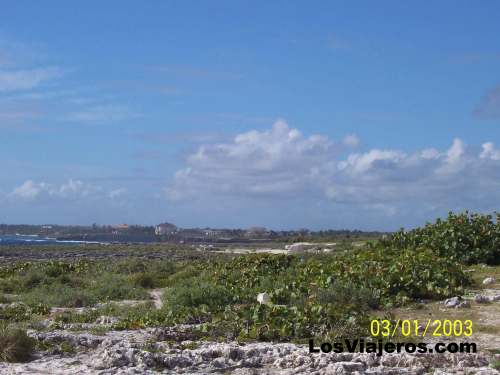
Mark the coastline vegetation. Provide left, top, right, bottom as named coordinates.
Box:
left=0, top=211, right=499, bottom=362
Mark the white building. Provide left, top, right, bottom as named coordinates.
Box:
left=155, top=222, right=178, bottom=236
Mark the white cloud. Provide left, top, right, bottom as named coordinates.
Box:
left=0, top=67, right=63, bottom=92
left=10, top=179, right=102, bottom=200
left=166, top=121, right=500, bottom=219
left=338, top=149, right=405, bottom=175
left=342, top=134, right=360, bottom=148
left=166, top=119, right=336, bottom=200
left=420, top=148, right=439, bottom=159
left=436, top=138, right=466, bottom=175
left=480, top=142, right=500, bottom=160
left=58, top=179, right=90, bottom=197
left=11, top=180, right=41, bottom=199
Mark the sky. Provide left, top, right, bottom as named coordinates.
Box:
left=1, top=1, right=500, bottom=231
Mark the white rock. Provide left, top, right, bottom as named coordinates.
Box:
left=474, top=294, right=491, bottom=304
left=256, top=292, right=271, bottom=305
left=96, top=315, right=119, bottom=325
left=443, top=296, right=461, bottom=308
left=286, top=242, right=315, bottom=253
left=483, top=277, right=495, bottom=285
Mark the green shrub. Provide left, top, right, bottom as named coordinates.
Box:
left=91, top=274, right=148, bottom=301
left=317, top=282, right=380, bottom=310
left=0, top=303, right=32, bottom=322
left=0, top=324, right=35, bottom=362
left=56, top=274, right=85, bottom=288
left=22, top=271, right=44, bottom=289
left=165, top=280, right=233, bottom=311
left=131, top=273, right=157, bottom=289
left=380, top=211, right=500, bottom=265
left=0, top=301, right=50, bottom=322
left=336, top=247, right=471, bottom=301
left=0, top=277, right=18, bottom=293
left=44, top=263, right=66, bottom=278
left=23, top=284, right=95, bottom=308
left=155, top=252, right=459, bottom=340
left=59, top=341, right=75, bottom=354
left=113, top=259, right=148, bottom=274
left=166, top=263, right=204, bottom=283
left=0, top=238, right=475, bottom=343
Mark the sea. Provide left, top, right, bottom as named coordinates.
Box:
left=0, top=234, right=104, bottom=245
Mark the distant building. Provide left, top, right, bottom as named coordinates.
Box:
left=40, top=225, right=54, bottom=235
left=112, top=224, right=129, bottom=230
left=203, top=229, right=232, bottom=239
left=177, top=228, right=204, bottom=239
left=155, top=222, right=178, bottom=236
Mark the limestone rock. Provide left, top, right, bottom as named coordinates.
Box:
left=257, top=292, right=271, bottom=305
left=443, top=296, right=461, bottom=308
left=483, top=277, right=495, bottom=285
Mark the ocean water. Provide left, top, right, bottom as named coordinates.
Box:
left=0, top=234, right=103, bottom=245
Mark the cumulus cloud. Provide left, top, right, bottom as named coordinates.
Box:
left=474, top=85, right=500, bottom=119
left=166, top=119, right=336, bottom=200
left=11, top=180, right=42, bottom=199
left=0, top=67, right=63, bottom=92
left=10, top=179, right=102, bottom=200
left=166, top=120, right=500, bottom=218
left=480, top=142, right=500, bottom=160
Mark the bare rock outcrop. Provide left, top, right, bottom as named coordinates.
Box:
left=0, top=329, right=498, bottom=374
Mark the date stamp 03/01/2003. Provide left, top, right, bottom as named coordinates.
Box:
left=370, top=319, right=473, bottom=338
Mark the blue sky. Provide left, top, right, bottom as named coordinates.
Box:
left=1, top=1, right=500, bottom=230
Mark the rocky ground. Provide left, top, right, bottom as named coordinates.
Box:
left=0, top=327, right=499, bottom=375
left=0, top=244, right=206, bottom=263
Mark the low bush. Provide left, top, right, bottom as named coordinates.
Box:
left=22, top=271, right=44, bottom=289
left=380, top=211, right=500, bottom=265
left=23, top=284, right=95, bottom=308
left=131, top=273, right=157, bottom=289
left=90, top=274, right=147, bottom=302
left=317, top=282, right=380, bottom=310
left=0, top=324, right=35, bottom=362
left=165, top=280, right=233, bottom=311
left=152, top=249, right=469, bottom=341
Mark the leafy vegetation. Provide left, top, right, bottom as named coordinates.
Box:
left=152, top=248, right=469, bottom=341
left=380, top=211, right=500, bottom=265
left=1, top=212, right=496, bottom=347
left=0, top=245, right=471, bottom=342
left=491, top=359, right=500, bottom=371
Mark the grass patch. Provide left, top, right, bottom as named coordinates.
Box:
left=164, top=280, right=233, bottom=311
left=469, top=265, right=500, bottom=288
left=59, top=341, right=76, bottom=354
left=491, top=360, right=500, bottom=370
